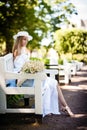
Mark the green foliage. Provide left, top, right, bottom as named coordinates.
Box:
left=58, top=58, right=63, bottom=65
left=0, top=0, right=77, bottom=54
left=46, top=0, right=77, bottom=33
left=83, top=55, right=87, bottom=64
left=7, top=95, right=23, bottom=108
left=0, top=0, right=49, bottom=53
left=43, top=58, right=50, bottom=68
left=43, top=58, right=50, bottom=65
left=54, top=28, right=87, bottom=55
left=30, top=57, right=41, bottom=61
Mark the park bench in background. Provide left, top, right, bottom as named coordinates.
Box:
left=63, top=59, right=84, bottom=76
left=45, top=64, right=71, bottom=85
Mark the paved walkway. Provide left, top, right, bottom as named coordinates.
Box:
left=61, top=64, right=87, bottom=90
left=43, top=65, right=87, bottom=130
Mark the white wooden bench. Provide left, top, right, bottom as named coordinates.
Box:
left=0, top=53, right=58, bottom=115
left=46, top=64, right=71, bottom=84
left=57, top=65, right=71, bottom=84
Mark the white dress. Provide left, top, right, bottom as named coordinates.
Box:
left=14, top=52, right=60, bottom=117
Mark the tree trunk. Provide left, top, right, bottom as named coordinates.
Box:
left=6, top=38, right=13, bottom=54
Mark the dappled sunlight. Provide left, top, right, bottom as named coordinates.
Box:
left=77, top=126, right=87, bottom=130
left=32, top=119, right=41, bottom=127
left=73, top=113, right=87, bottom=118
left=60, top=85, right=87, bottom=91
left=60, top=65, right=87, bottom=91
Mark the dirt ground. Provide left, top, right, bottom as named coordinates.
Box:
left=0, top=65, right=87, bottom=130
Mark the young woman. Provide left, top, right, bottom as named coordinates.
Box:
left=12, top=31, right=74, bottom=117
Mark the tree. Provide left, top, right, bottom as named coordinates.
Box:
left=0, top=0, right=77, bottom=54
left=0, top=0, right=48, bottom=53
left=48, top=0, right=77, bottom=32
left=54, top=28, right=87, bottom=56
left=35, top=0, right=77, bottom=46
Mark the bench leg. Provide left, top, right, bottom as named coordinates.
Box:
left=34, top=114, right=43, bottom=124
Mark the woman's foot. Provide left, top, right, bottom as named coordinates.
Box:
left=61, top=106, right=74, bottom=117
left=46, top=113, right=53, bottom=116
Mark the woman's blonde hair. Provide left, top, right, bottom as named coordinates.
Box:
left=12, top=36, right=24, bottom=57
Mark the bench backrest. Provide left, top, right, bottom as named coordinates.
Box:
left=4, top=53, right=14, bottom=72
left=0, top=53, right=14, bottom=75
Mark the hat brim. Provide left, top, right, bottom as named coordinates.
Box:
left=13, top=31, right=33, bottom=41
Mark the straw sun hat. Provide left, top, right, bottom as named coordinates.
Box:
left=13, top=31, right=33, bottom=41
